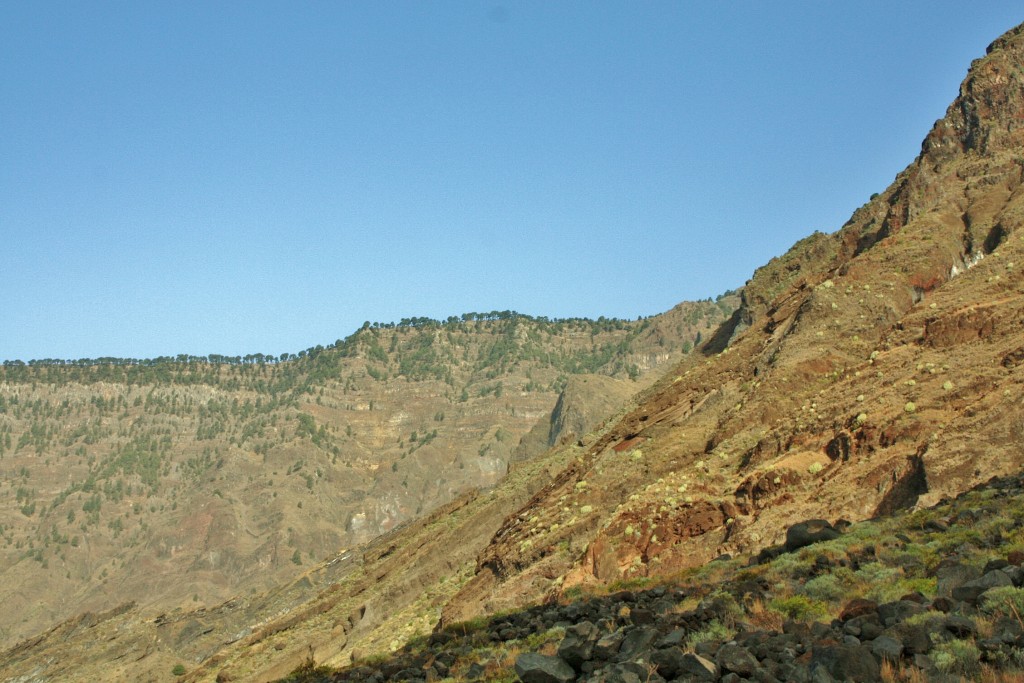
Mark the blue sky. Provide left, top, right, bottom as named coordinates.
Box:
left=1, top=3, right=1020, bottom=361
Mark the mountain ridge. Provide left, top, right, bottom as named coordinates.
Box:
left=0, top=299, right=735, bottom=654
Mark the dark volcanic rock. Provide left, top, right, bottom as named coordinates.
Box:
left=784, top=520, right=841, bottom=552
left=838, top=598, right=878, bottom=622
left=952, top=569, right=1013, bottom=604
left=616, top=626, right=659, bottom=662
left=557, top=621, right=600, bottom=670
left=936, top=562, right=982, bottom=598
left=715, top=643, right=760, bottom=676
left=871, top=635, right=904, bottom=662
left=810, top=642, right=880, bottom=682
left=514, top=652, right=576, bottom=683
left=878, top=600, right=926, bottom=627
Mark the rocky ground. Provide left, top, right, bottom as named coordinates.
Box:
left=283, top=471, right=1024, bottom=682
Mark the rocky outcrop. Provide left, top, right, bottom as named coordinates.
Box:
left=511, top=375, right=638, bottom=464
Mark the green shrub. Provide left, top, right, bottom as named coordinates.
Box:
left=903, top=609, right=947, bottom=630
left=684, top=620, right=732, bottom=651
left=562, top=585, right=585, bottom=601
left=853, top=562, right=906, bottom=602
left=801, top=574, right=847, bottom=602
left=981, top=585, right=1024, bottom=619
left=896, top=576, right=937, bottom=598
left=701, top=589, right=744, bottom=624
left=769, top=595, right=828, bottom=621
left=607, top=575, right=653, bottom=592
left=765, top=549, right=816, bottom=576
left=171, top=664, right=186, bottom=676
left=930, top=639, right=981, bottom=676
left=522, top=626, right=565, bottom=649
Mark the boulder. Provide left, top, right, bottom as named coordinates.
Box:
left=810, top=642, right=880, bottom=682
left=839, top=598, right=878, bottom=621
left=649, top=648, right=717, bottom=681
left=843, top=614, right=883, bottom=640
left=514, top=653, right=576, bottom=683
left=616, top=626, right=658, bottom=662
left=785, top=520, right=841, bottom=552
left=593, top=629, right=626, bottom=660
left=895, top=623, right=933, bottom=655
left=878, top=600, right=925, bottom=627
left=952, top=569, right=1013, bottom=604
left=715, top=643, right=760, bottom=676
left=871, top=635, right=903, bottom=662
left=677, top=652, right=719, bottom=681
left=557, top=620, right=600, bottom=670
left=936, top=562, right=981, bottom=598
left=943, top=615, right=979, bottom=638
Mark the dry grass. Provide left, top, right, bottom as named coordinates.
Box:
left=880, top=659, right=929, bottom=682
left=745, top=597, right=785, bottom=632
left=881, top=659, right=1024, bottom=683
left=486, top=643, right=521, bottom=675
left=979, top=667, right=1024, bottom=683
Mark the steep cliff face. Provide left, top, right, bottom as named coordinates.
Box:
left=510, top=374, right=637, bottom=464
left=441, top=21, right=1024, bottom=622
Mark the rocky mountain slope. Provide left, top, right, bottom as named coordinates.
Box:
left=4, top=19, right=1024, bottom=683
left=446, top=21, right=1024, bottom=622
left=0, top=302, right=734, bottom=651
left=289, top=470, right=1024, bottom=683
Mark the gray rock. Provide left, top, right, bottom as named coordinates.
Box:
left=616, top=626, right=658, bottom=662
left=936, top=562, right=981, bottom=598
left=878, top=600, right=925, bottom=627
left=558, top=620, right=600, bottom=670
left=594, top=629, right=625, bottom=660
left=810, top=666, right=836, bottom=683
left=619, top=661, right=660, bottom=681
left=654, top=628, right=686, bottom=648
left=629, top=608, right=655, bottom=625
left=871, top=635, right=903, bottom=661
left=897, top=624, right=933, bottom=655
left=952, top=569, right=1013, bottom=604
left=678, top=652, right=719, bottom=681
left=778, top=661, right=812, bottom=683
left=810, top=643, right=880, bottom=683
left=716, top=643, right=760, bottom=676
left=943, top=614, right=978, bottom=638
left=1001, top=565, right=1024, bottom=587
left=584, top=662, right=658, bottom=683
left=843, top=614, right=883, bottom=640
left=649, top=648, right=717, bottom=681
left=514, top=653, right=576, bottom=683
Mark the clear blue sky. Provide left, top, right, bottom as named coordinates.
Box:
left=1, top=3, right=1020, bottom=361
